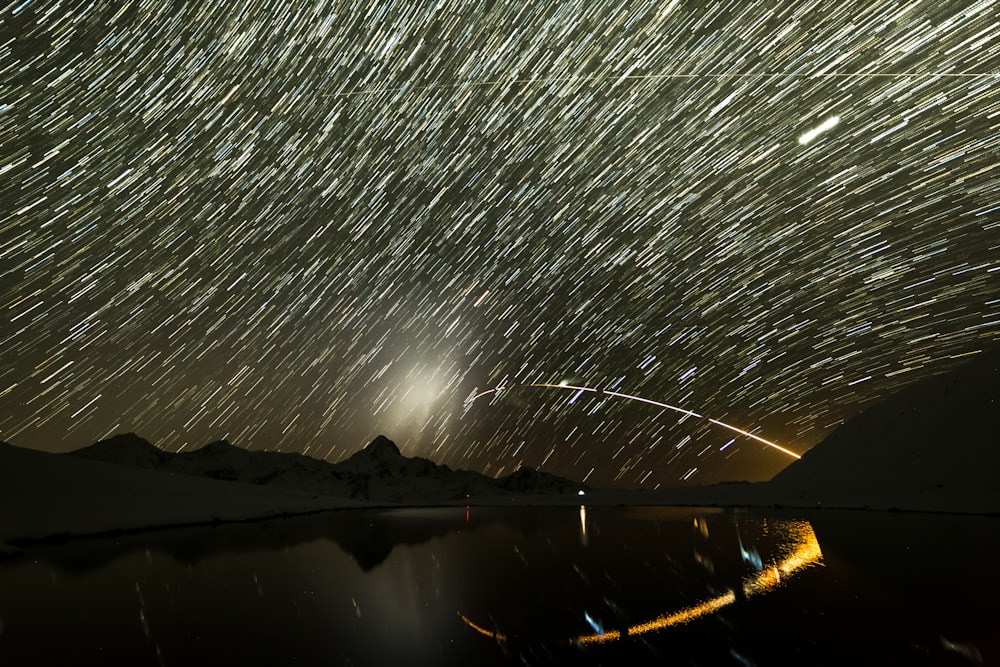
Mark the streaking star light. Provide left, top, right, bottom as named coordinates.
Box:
left=798, top=115, right=841, bottom=145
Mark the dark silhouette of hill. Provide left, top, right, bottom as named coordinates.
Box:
left=769, top=346, right=1000, bottom=512
left=69, top=432, right=170, bottom=468
left=494, top=467, right=585, bottom=493
left=68, top=434, right=586, bottom=503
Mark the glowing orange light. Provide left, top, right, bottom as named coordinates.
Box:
left=457, top=521, right=823, bottom=645
left=457, top=612, right=507, bottom=641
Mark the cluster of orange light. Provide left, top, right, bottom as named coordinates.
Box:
left=576, top=591, right=737, bottom=644
left=456, top=613, right=507, bottom=642
left=458, top=520, right=823, bottom=645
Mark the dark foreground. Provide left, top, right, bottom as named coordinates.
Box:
left=0, top=506, right=996, bottom=666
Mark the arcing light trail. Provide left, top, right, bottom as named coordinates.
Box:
left=465, top=382, right=801, bottom=460
left=458, top=520, right=822, bottom=645
left=329, top=70, right=997, bottom=98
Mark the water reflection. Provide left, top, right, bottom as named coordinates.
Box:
left=16, top=508, right=497, bottom=574
left=1, top=507, right=996, bottom=666
left=459, top=516, right=823, bottom=646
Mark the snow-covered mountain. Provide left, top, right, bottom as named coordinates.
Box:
left=0, top=440, right=353, bottom=546
left=67, top=434, right=586, bottom=502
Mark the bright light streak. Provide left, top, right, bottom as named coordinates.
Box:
left=584, top=611, right=604, bottom=636
left=657, top=0, right=680, bottom=20
left=457, top=613, right=506, bottom=641
left=458, top=521, right=822, bottom=645
left=332, top=73, right=995, bottom=100
left=582, top=523, right=821, bottom=643
left=798, top=115, right=840, bottom=144
left=465, top=382, right=800, bottom=460
left=467, top=388, right=501, bottom=403
left=707, top=419, right=801, bottom=460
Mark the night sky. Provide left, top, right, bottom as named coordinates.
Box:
left=1, top=1, right=997, bottom=488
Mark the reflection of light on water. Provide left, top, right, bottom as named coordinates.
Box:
left=580, top=592, right=738, bottom=643
left=458, top=520, right=823, bottom=645
left=742, top=522, right=823, bottom=598
left=580, top=505, right=587, bottom=545
left=575, top=521, right=823, bottom=644
left=583, top=611, right=604, bottom=637
left=457, top=613, right=507, bottom=641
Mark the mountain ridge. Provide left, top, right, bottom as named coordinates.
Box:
left=68, top=434, right=586, bottom=502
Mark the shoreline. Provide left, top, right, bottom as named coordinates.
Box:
left=3, top=491, right=996, bottom=562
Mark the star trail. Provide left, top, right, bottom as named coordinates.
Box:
left=1, top=0, right=997, bottom=488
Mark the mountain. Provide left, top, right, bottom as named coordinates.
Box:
left=69, top=432, right=170, bottom=469
left=0, top=440, right=353, bottom=546
left=74, top=435, right=353, bottom=495
left=65, top=434, right=587, bottom=503
left=769, top=347, right=1000, bottom=513
left=494, top=467, right=585, bottom=495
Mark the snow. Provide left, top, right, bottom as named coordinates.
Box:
left=0, top=435, right=582, bottom=549
left=68, top=433, right=585, bottom=504
left=0, top=442, right=356, bottom=547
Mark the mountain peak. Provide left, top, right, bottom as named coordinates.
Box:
left=363, top=435, right=401, bottom=458
left=200, top=439, right=238, bottom=451
left=103, top=432, right=156, bottom=448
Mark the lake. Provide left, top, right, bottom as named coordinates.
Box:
left=0, top=506, right=996, bottom=666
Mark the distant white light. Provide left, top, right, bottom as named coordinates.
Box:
left=658, top=0, right=680, bottom=20
left=750, top=143, right=781, bottom=164
left=578, top=490, right=585, bottom=496
left=798, top=115, right=840, bottom=145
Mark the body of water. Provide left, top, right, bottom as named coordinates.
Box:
left=0, top=506, right=996, bottom=665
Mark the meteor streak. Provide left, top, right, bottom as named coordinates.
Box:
left=465, top=382, right=801, bottom=460
left=329, top=72, right=996, bottom=99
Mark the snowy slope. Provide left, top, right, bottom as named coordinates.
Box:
left=67, top=434, right=587, bottom=503
left=0, top=441, right=354, bottom=545
left=73, top=435, right=354, bottom=496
